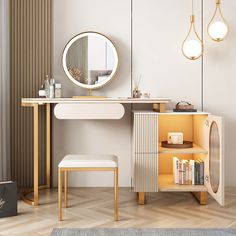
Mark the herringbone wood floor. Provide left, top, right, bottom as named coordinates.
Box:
left=0, top=188, right=236, bottom=236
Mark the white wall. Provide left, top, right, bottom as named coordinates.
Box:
left=53, top=0, right=236, bottom=187
left=53, top=0, right=132, bottom=187
left=133, top=0, right=202, bottom=109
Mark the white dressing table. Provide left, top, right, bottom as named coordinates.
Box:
left=20, top=32, right=224, bottom=209
left=21, top=97, right=171, bottom=206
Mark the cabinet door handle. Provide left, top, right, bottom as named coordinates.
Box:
left=205, top=120, right=209, bottom=127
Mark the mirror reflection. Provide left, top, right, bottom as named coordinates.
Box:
left=66, top=35, right=116, bottom=86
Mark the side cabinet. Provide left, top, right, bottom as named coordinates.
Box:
left=132, top=111, right=224, bottom=206
left=133, top=112, right=158, bottom=192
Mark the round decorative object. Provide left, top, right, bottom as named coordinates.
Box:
left=161, top=141, right=193, bottom=149
left=62, top=32, right=118, bottom=90
left=208, top=21, right=228, bottom=42
left=207, top=0, right=229, bottom=42
left=182, top=15, right=203, bottom=60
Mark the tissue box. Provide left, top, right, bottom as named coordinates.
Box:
left=168, top=132, right=183, bottom=144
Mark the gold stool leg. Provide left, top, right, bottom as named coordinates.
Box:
left=64, top=171, right=68, bottom=208
left=58, top=168, right=62, bottom=221
left=114, top=167, right=118, bottom=221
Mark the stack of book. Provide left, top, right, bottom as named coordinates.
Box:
left=173, top=157, right=204, bottom=185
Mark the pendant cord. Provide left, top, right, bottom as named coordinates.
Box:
left=131, top=0, right=133, bottom=96
left=201, top=0, right=204, bottom=111
left=192, top=0, right=194, bottom=15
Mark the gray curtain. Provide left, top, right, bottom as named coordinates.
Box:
left=0, top=0, right=10, bottom=182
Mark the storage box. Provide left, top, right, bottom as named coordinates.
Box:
left=167, top=132, right=183, bottom=144
left=0, top=181, right=17, bottom=218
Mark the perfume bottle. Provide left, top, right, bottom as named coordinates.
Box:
left=55, top=83, right=62, bottom=98
left=44, top=75, right=50, bottom=98
left=49, top=77, right=55, bottom=99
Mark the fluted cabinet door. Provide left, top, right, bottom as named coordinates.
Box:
left=133, top=113, right=158, bottom=192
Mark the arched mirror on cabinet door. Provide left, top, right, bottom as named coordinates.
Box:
left=209, top=122, right=220, bottom=193
left=205, top=115, right=224, bottom=206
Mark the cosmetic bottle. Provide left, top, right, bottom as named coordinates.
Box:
left=55, top=83, right=62, bottom=98
left=49, top=84, right=55, bottom=98
left=38, top=85, right=46, bottom=97
left=48, top=77, right=55, bottom=98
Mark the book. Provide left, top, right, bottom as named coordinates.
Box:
left=195, top=161, right=201, bottom=185
left=172, top=158, right=204, bottom=186
left=183, top=162, right=186, bottom=185
left=199, top=160, right=204, bottom=185
left=186, top=163, right=191, bottom=185
left=179, top=161, right=182, bottom=185
left=173, top=157, right=179, bottom=184
left=189, top=160, right=195, bottom=185
left=182, top=160, right=188, bottom=185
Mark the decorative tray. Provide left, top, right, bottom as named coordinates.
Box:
left=161, top=141, right=193, bottom=149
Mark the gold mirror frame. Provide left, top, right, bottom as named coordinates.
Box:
left=62, top=31, right=119, bottom=90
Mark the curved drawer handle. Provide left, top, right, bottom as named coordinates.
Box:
left=54, top=103, right=125, bottom=120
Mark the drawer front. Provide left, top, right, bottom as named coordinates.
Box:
left=54, top=103, right=125, bottom=120
left=133, top=113, right=158, bottom=153
left=134, top=153, right=158, bottom=192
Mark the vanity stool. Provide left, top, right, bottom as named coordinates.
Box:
left=58, top=154, right=118, bottom=221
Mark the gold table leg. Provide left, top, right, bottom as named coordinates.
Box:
left=137, top=192, right=145, bottom=205
left=33, top=103, right=39, bottom=206
left=46, top=103, right=51, bottom=189
left=20, top=103, right=51, bottom=206
left=192, top=192, right=207, bottom=205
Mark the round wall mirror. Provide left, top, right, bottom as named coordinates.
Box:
left=209, top=121, right=220, bottom=193
left=62, top=32, right=118, bottom=90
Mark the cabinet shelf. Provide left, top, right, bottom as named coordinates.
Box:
left=158, top=143, right=207, bottom=154
left=158, top=175, right=207, bottom=192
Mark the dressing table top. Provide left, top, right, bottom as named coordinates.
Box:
left=22, top=97, right=171, bottom=105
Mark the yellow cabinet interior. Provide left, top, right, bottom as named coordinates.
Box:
left=158, top=114, right=208, bottom=192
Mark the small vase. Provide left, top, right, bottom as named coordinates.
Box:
left=133, top=89, right=142, bottom=98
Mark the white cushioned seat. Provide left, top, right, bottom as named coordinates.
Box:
left=58, top=154, right=118, bottom=168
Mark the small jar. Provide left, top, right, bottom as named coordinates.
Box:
left=55, top=83, right=62, bottom=98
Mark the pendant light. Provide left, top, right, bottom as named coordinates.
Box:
left=207, top=0, right=229, bottom=42
left=182, top=0, right=203, bottom=60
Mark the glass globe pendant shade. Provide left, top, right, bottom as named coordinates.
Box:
left=207, top=0, right=229, bottom=42
left=182, top=15, right=203, bottom=60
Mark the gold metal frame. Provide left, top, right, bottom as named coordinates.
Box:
left=182, top=15, right=203, bottom=60
left=20, top=103, right=51, bottom=206
left=207, top=0, right=229, bottom=42
left=62, top=31, right=119, bottom=92
left=58, top=167, right=119, bottom=221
